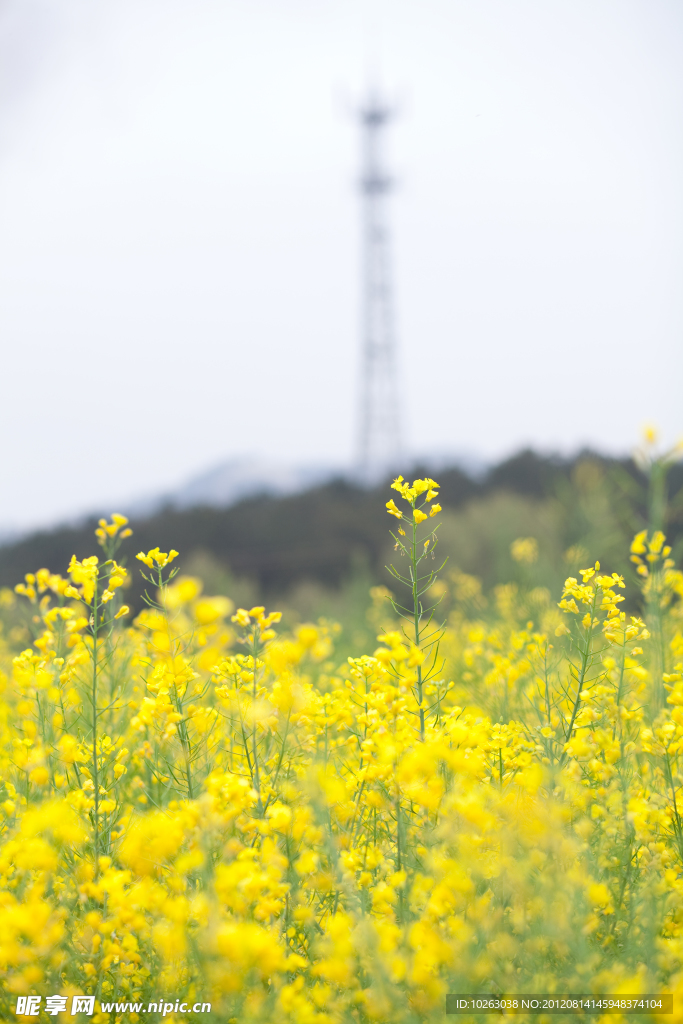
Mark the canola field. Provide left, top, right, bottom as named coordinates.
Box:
left=1, top=472, right=683, bottom=1023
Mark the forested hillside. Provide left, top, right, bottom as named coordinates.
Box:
left=1, top=450, right=681, bottom=611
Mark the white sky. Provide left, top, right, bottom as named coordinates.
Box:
left=0, top=0, right=682, bottom=530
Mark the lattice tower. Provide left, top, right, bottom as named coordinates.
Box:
left=355, top=93, right=402, bottom=482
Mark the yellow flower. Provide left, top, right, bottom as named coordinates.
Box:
left=29, top=766, right=49, bottom=786
left=195, top=596, right=233, bottom=625
left=165, top=576, right=202, bottom=608
left=67, top=555, right=100, bottom=604
left=429, top=503, right=441, bottom=517
left=386, top=499, right=402, bottom=519
left=98, top=518, right=119, bottom=538
left=411, top=477, right=440, bottom=496
left=136, top=547, right=179, bottom=569
left=96, top=513, right=133, bottom=547
left=510, top=537, right=538, bottom=564
left=413, top=509, right=428, bottom=523
left=107, top=561, right=128, bottom=589
left=630, top=530, right=647, bottom=555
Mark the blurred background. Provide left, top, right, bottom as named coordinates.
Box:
left=0, top=0, right=682, bottom=642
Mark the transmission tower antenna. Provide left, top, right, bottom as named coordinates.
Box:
left=355, top=91, right=402, bottom=483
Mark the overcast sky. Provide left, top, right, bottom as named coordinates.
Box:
left=0, top=0, right=682, bottom=531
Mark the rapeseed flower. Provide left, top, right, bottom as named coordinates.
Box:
left=0, top=497, right=681, bottom=1022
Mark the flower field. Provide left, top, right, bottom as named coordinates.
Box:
left=1, top=470, right=683, bottom=1023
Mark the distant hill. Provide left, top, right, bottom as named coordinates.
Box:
left=127, top=457, right=339, bottom=518
left=0, top=450, right=680, bottom=608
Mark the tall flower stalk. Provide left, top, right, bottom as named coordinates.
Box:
left=64, top=517, right=129, bottom=875
left=385, top=476, right=445, bottom=739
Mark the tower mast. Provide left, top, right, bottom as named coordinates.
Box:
left=356, top=92, right=402, bottom=482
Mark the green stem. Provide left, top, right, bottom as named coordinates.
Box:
left=251, top=631, right=263, bottom=815
left=559, top=591, right=598, bottom=767
left=92, top=579, right=100, bottom=877
left=664, top=752, right=683, bottom=867
left=612, top=640, right=627, bottom=742
left=179, top=712, right=195, bottom=800
left=263, top=709, right=290, bottom=817
left=543, top=647, right=554, bottom=766
left=411, top=510, right=425, bottom=740
left=395, top=785, right=402, bottom=872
